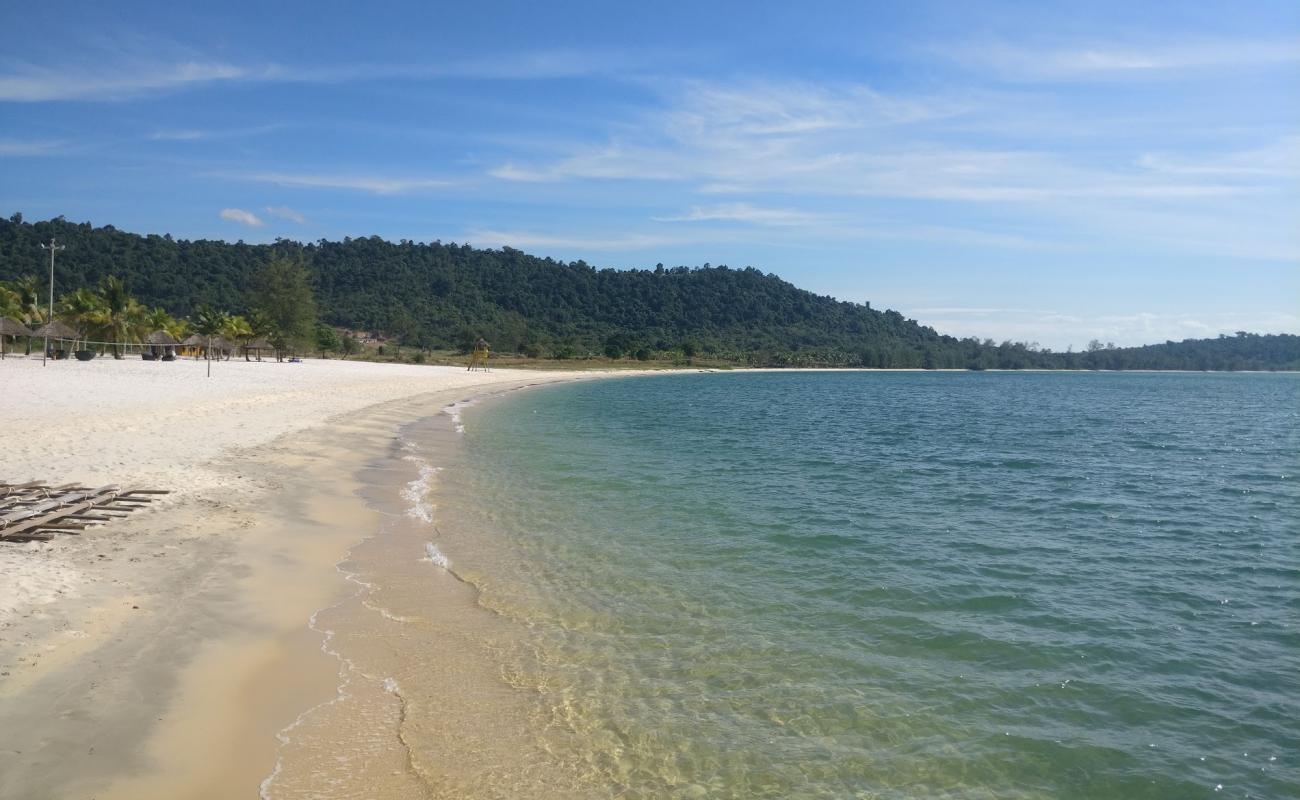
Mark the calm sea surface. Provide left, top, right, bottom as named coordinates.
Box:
left=436, top=372, right=1299, bottom=799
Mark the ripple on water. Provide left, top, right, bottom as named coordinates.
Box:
left=421, top=372, right=1300, bottom=798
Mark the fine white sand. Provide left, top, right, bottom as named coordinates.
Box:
left=0, top=356, right=598, bottom=620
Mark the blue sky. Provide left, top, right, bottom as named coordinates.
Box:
left=2, top=0, right=1296, bottom=348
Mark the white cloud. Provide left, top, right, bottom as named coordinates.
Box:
left=654, top=203, right=831, bottom=227
left=149, top=129, right=208, bottom=141
left=219, top=208, right=263, bottom=227
left=945, top=37, right=1300, bottom=80
left=485, top=79, right=1297, bottom=260
left=148, top=124, right=284, bottom=142
left=0, top=61, right=257, bottom=102
left=235, top=171, right=451, bottom=194
left=465, top=229, right=687, bottom=251
left=489, top=81, right=1266, bottom=202
left=0, top=46, right=660, bottom=104
left=264, top=205, right=307, bottom=224
left=0, top=138, right=64, bottom=156
left=1137, top=136, right=1300, bottom=179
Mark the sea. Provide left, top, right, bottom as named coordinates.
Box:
left=264, top=371, right=1299, bottom=800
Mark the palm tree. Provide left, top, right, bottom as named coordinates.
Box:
left=97, top=276, right=139, bottom=359
left=221, top=314, right=254, bottom=361
left=0, top=284, right=21, bottom=319
left=13, top=275, right=44, bottom=354
left=191, top=306, right=229, bottom=351
left=58, top=287, right=107, bottom=350
left=146, top=306, right=189, bottom=339
left=191, top=305, right=229, bottom=376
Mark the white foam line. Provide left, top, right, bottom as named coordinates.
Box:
left=400, top=455, right=440, bottom=524
left=443, top=399, right=476, bottom=435
left=259, top=526, right=415, bottom=797
left=423, top=542, right=452, bottom=570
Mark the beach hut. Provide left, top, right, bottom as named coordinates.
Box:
left=144, top=330, right=180, bottom=361
left=0, top=316, right=34, bottom=359
left=211, top=336, right=238, bottom=361
left=181, top=332, right=207, bottom=358
left=182, top=332, right=230, bottom=360
left=33, top=320, right=80, bottom=359
left=243, top=337, right=274, bottom=362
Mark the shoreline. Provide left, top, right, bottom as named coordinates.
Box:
left=0, top=359, right=635, bottom=799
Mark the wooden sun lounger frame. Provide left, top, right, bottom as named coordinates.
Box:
left=0, top=482, right=170, bottom=542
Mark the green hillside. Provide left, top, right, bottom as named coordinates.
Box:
left=2, top=214, right=1297, bottom=370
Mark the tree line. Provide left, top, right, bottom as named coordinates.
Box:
left=2, top=214, right=1297, bottom=370
left=1, top=244, right=328, bottom=360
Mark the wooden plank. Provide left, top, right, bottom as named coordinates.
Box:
left=0, top=482, right=170, bottom=545
left=0, top=485, right=117, bottom=529
left=0, top=497, right=113, bottom=539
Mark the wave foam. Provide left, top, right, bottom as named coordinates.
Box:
left=423, top=542, right=451, bottom=570
left=444, top=400, right=474, bottom=434
left=400, top=458, right=440, bottom=524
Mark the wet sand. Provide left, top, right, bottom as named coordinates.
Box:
left=0, top=363, right=627, bottom=799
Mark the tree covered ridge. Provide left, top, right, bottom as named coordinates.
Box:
left=2, top=214, right=1297, bottom=370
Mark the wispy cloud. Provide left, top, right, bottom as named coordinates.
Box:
left=491, top=81, right=1275, bottom=201
left=0, top=45, right=664, bottom=104
left=231, top=171, right=452, bottom=194
left=491, top=80, right=967, bottom=186
left=148, top=124, right=282, bottom=142
left=1137, top=136, right=1300, bottom=179
left=653, top=203, right=832, bottom=227
left=465, top=229, right=688, bottom=251
left=149, top=129, right=208, bottom=141
left=0, top=60, right=260, bottom=102
left=0, top=137, right=64, bottom=156
left=943, top=37, right=1300, bottom=80
left=486, top=78, right=1296, bottom=260
left=219, top=207, right=263, bottom=227
left=264, top=205, right=307, bottom=224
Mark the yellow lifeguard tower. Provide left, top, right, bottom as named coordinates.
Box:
left=468, top=337, right=490, bottom=371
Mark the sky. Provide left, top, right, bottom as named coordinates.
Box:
left=1, top=0, right=1297, bottom=349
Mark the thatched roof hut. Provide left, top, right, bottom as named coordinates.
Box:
left=145, top=330, right=180, bottom=346
left=0, top=317, right=33, bottom=337
left=181, top=333, right=207, bottom=347
left=34, top=320, right=79, bottom=340
left=0, top=316, right=34, bottom=358
left=244, top=338, right=273, bottom=351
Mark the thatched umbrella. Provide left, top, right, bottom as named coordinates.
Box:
left=145, top=330, right=180, bottom=346
left=0, top=316, right=34, bottom=359
left=243, top=337, right=273, bottom=361
left=211, top=335, right=238, bottom=360
left=181, top=332, right=231, bottom=359
left=34, top=320, right=78, bottom=340
left=34, top=320, right=80, bottom=359
left=143, top=330, right=180, bottom=360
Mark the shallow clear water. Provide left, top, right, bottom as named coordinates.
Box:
left=438, top=372, right=1299, bottom=799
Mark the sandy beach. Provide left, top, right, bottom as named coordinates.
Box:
left=0, top=356, right=619, bottom=799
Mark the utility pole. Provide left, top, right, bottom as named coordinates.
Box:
left=39, top=238, right=65, bottom=366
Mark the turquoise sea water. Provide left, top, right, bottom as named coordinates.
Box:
left=440, top=372, right=1299, bottom=799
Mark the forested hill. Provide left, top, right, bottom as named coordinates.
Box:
left=2, top=214, right=1298, bottom=370
left=0, top=214, right=956, bottom=362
